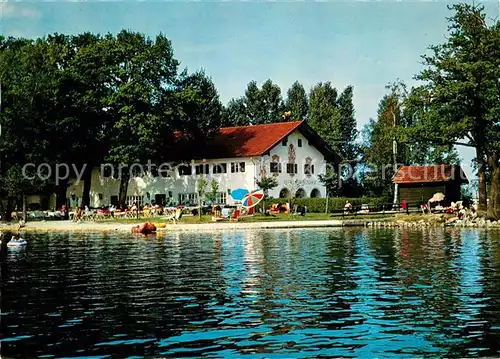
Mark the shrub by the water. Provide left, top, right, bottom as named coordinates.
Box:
left=263, top=197, right=387, bottom=213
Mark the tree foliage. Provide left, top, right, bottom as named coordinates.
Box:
left=337, top=86, right=357, bottom=161
left=222, top=98, right=248, bottom=126
left=223, top=80, right=285, bottom=125
left=285, top=81, right=308, bottom=121
left=0, top=30, right=223, bottom=213
left=256, top=176, right=279, bottom=197
left=410, top=3, right=499, bottom=218
left=308, top=82, right=340, bottom=153
left=256, top=175, right=279, bottom=213
left=205, top=179, right=220, bottom=204
left=362, top=84, right=460, bottom=198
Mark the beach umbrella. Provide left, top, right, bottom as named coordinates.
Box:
left=429, top=192, right=445, bottom=202
left=231, top=188, right=249, bottom=201
left=241, top=189, right=264, bottom=209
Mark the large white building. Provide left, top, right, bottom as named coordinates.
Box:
left=63, top=121, right=338, bottom=208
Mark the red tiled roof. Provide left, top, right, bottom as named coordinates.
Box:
left=213, top=121, right=303, bottom=157
left=172, top=121, right=303, bottom=159
left=392, top=165, right=469, bottom=184
left=169, top=120, right=339, bottom=161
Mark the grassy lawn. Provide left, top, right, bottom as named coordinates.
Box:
left=107, top=212, right=395, bottom=225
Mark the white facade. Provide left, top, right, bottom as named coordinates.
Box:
left=66, top=129, right=328, bottom=207
left=263, top=130, right=326, bottom=199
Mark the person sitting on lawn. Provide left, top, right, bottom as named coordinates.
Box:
left=344, top=200, right=353, bottom=214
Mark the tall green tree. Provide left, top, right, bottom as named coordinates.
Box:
left=176, top=70, right=223, bottom=140
left=222, top=98, right=249, bottom=126
left=102, top=31, right=180, bottom=207
left=285, top=81, right=308, bottom=121
left=401, top=86, right=460, bottom=165
left=244, top=81, right=262, bottom=125
left=308, top=82, right=340, bottom=153
left=0, top=36, right=67, bottom=214
left=308, top=82, right=358, bottom=161
left=260, top=79, right=284, bottom=123
left=361, top=96, right=399, bottom=198
left=411, top=3, right=499, bottom=218
left=224, top=79, right=284, bottom=125
left=337, top=85, right=357, bottom=161
left=362, top=86, right=460, bottom=198
left=308, top=82, right=360, bottom=195
left=58, top=33, right=114, bottom=208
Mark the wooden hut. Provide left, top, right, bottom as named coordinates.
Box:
left=392, top=165, right=469, bottom=205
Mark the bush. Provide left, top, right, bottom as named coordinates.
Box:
left=263, top=197, right=388, bottom=213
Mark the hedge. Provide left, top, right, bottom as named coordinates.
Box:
left=263, top=197, right=388, bottom=213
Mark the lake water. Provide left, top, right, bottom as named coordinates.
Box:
left=1, top=229, right=500, bottom=358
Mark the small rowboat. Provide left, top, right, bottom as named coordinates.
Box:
left=7, top=239, right=27, bottom=247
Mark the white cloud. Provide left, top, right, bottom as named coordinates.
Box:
left=1, top=2, right=40, bottom=20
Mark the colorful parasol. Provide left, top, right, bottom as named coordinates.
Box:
left=231, top=188, right=249, bottom=201
left=241, top=189, right=264, bottom=209
left=429, top=192, right=445, bottom=202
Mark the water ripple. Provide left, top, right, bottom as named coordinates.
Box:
left=1, top=229, right=500, bottom=357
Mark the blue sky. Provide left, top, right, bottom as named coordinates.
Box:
left=2, top=0, right=499, bottom=182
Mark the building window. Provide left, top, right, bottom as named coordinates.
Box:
left=213, top=163, right=227, bottom=174
left=308, top=140, right=312, bottom=146
left=282, top=138, right=288, bottom=146
left=178, top=193, right=198, bottom=205
left=98, top=193, right=104, bottom=200
left=155, top=194, right=167, bottom=206
left=215, top=192, right=227, bottom=204
left=195, top=164, right=209, bottom=175
left=154, top=165, right=172, bottom=178
left=298, top=139, right=302, bottom=147
left=270, top=162, right=282, bottom=173
left=110, top=196, right=119, bottom=206
left=178, top=164, right=192, bottom=176
left=160, top=168, right=171, bottom=178
left=130, top=165, right=143, bottom=177
left=286, top=163, right=298, bottom=174
left=126, top=195, right=144, bottom=206
left=102, top=166, right=115, bottom=179
left=231, top=162, right=245, bottom=173
left=304, top=164, right=315, bottom=175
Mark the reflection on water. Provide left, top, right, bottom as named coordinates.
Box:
left=1, top=229, right=500, bottom=358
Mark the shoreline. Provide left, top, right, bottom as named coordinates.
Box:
left=0, top=218, right=389, bottom=233
left=1, top=215, right=498, bottom=233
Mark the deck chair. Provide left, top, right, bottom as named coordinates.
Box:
left=212, top=208, right=231, bottom=222
left=221, top=208, right=231, bottom=218
left=166, top=209, right=183, bottom=223
left=230, top=209, right=240, bottom=222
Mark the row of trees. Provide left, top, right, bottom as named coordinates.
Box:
left=361, top=81, right=461, bottom=199
left=0, top=31, right=223, bottom=211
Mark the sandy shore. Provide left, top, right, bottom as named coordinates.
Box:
left=0, top=219, right=356, bottom=233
